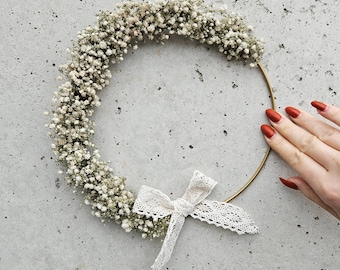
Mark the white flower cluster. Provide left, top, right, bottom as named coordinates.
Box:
left=47, top=0, right=264, bottom=239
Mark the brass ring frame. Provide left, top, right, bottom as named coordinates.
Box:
left=224, top=62, right=276, bottom=203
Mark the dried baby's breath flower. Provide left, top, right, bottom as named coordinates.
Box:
left=48, top=0, right=264, bottom=239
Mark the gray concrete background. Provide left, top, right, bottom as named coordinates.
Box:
left=1, top=0, right=339, bottom=269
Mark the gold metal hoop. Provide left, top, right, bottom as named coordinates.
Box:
left=224, top=62, right=275, bottom=203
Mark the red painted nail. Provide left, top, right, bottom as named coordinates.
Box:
left=285, top=106, right=300, bottom=118
left=280, top=178, right=298, bottom=190
left=261, top=124, right=275, bottom=138
left=311, top=101, right=327, bottom=111
left=266, top=109, right=281, bottom=123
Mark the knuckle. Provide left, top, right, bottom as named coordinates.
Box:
left=325, top=107, right=340, bottom=126
left=271, top=134, right=285, bottom=148
left=286, top=149, right=304, bottom=168
left=318, top=126, right=338, bottom=142
left=299, top=134, right=316, bottom=153
left=270, top=136, right=308, bottom=170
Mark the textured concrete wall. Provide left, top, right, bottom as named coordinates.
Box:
left=1, top=0, right=339, bottom=269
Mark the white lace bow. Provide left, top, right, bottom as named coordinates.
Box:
left=132, top=170, right=259, bottom=269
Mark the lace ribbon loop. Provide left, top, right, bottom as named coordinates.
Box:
left=132, top=170, right=259, bottom=269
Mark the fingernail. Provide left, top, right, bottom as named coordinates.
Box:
left=261, top=124, right=275, bottom=138
left=311, top=101, right=327, bottom=111
left=266, top=109, right=282, bottom=123
left=285, top=106, right=301, bottom=118
left=280, top=177, right=298, bottom=190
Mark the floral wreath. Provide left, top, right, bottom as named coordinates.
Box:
left=48, top=0, right=268, bottom=268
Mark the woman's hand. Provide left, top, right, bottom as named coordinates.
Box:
left=261, top=101, right=340, bottom=219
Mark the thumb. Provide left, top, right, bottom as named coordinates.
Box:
left=280, top=176, right=339, bottom=219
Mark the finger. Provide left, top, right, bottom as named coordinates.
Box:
left=261, top=124, right=327, bottom=190
left=266, top=110, right=339, bottom=170
left=312, top=101, right=340, bottom=127
left=284, top=176, right=340, bottom=219
left=285, top=106, right=340, bottom=151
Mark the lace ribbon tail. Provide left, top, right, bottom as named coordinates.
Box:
left=190, top=200, right=259, bottom=235
left=151, top=213, right=185, bottom=270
